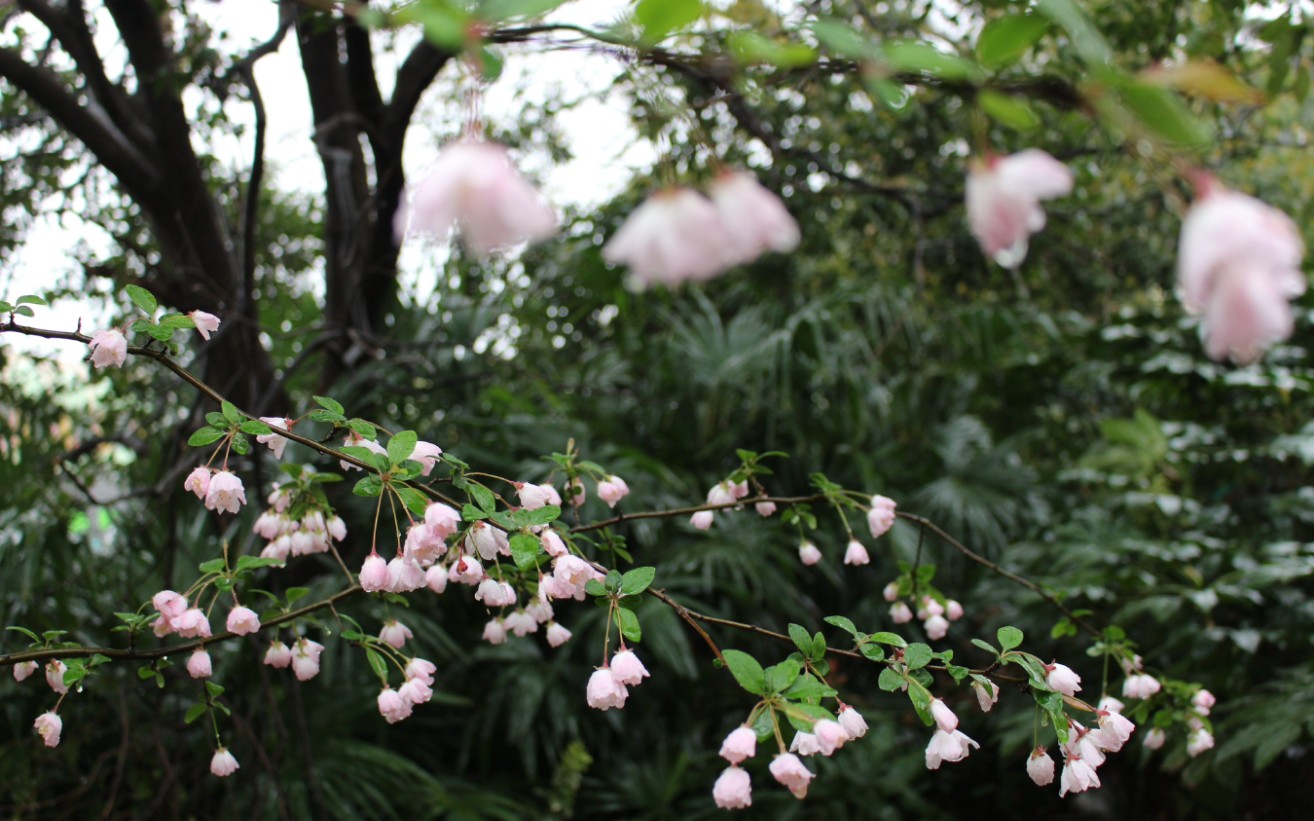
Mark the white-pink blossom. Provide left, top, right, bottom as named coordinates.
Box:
left=930, top=698, right=958, bottom=733
left=838, top=705, right=868, bottom=739
left=566, top=477, right=586, bottom=507
left=13, top=660, right=37, bottom=682
left=466, top=521, right=509, bottom=560
left=255, top=416, right=291, bottom=459
left=482, top=618, right=508, bottom=645
left=226, top=606, right=260, bottom=636
left=812, top=719, right=848, bottom=756
left=603, top=188, right=735, bottom=289
left=264, top=640, right=292, bottom=668
left=205, top=470, right=246, bottom=514
left=924, top=729, right=978, bottom=769
left=399, top=676, right=433, bottom=705
left=882, top=581, right=900, bottom=602
left=610, top=650, right=650, bottom=686
left=504, top=610, right=538, bottom=637
left=707, top=170, right=800, bottom=265
left=189, top=310, right=221, bottom=340
left=867, top=495, right=897, bottom=538
left=1143, top=728, right=1166, bottom=750
left=966, top=149, right=1073, bottom=267
left=424, top=502, right=461, bottom=539
left=426, top=564, right=449, bottom=593
left=211, top=748, right=240, bottom=777
left=516, top=481, right=555, bottom=510
left=1096, top=710, right=1136, bottom=752
left=153, top=590, right=188, bottom=619
left=1027, top=747, right=1055, bottom=786
left=34, top=711, right=62, bottom=748
left=789, top=731, right=822, bottom=757
left=184, top=467, right=211, bottom=500
left=755, top=500, right=777, bottom=517
left=359, top=553, right=390, bottom=593
left=798, top=540, right=821, bottom=566
left=1186, top=728, right=1214, bottom=757
left=88, top=329, right=128, bottom=368
left=339, top=432, right=387, bottom=471
left=597, top=475, right=630, bottom=508
left=396, top=139, right=557, bottom=257
left=1176, top=180, right=1305, bottom=364
left=768, top=753, right=813, bottom=799
left=379, top=620, right=413, bottom=649
left=1045, top=662, right=1082, bottom=696
left=923, top=614, right=950, bottom=641
left=945, top=599, right=964, bottom=621
left=546, top=622, right=572, bottom=648
left=408, top=441, right=444, bottom=476
left=712, top=765, right=753, bottom=810
left=843, top=539, right=870, bottom=566
left=1059, top=755, right=1100, bottom=797
left=405, top=657, right=436, bottom=685
left=291, top=638, right=323, bottom=681
left=1192, top=689, right=1216, bottom=716
left=972, top=680, right=999, bottom=713
left=890, top=602, right=913, bottom=624
left=451, top=555, right=483, bottom=585
left=541, top=529, right=568, bottom=558
left=377, top=687, right=413, bottom=724
left=719, top=726, right=757, bottom=764
left=586, top=667, right=629, bottom=710
left=187, top=648, right=213, bottom=678
left=1122, top=673, right=1161, bottom=699
left=171, top=608, right=211, bottom=639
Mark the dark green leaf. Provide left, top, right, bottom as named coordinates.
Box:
left=125, top=284, right=157, bottom=314
left=764, top=658, right=802, bottom=693
left=198, top=558, right=225, bottom=574
left=976, top=14, right=1050, bottom=69
left=387, top=430, right=418, bottom=465
left=721, top=649, right=766, bottom=695
left=365, top=648, right=388, bottom=682
left=824, top=615, right=859, bottom=637
left=617, top=606, right=642, bottom=643
left=285, top=587, right=310, bottom=605
left=468, top=483, right=497, bottom=514
left=878, top=667, right=905, bottom=692
left=620, top=566, right=656, bottom=596
left=868, top=631, right=908, bottom=648
left=395, top=487, right=430, bottom=518
left=220, top=401, right=241, bottom=424
left=789, top=623, right=814, bottom=656
left=184, top=703, right=207, bottom=724
left=510, top=533, right=542, bottom=569
left=997, top=626, right=1024, bottom=651
left=584, top=579, right=607, bottom=597
left=904, top=643, right=933, bottom=670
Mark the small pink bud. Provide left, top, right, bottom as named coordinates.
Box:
left=798, top=540, right=822, bottom=566
left=768, top=753, right=813, bottom=799
left=545, top=622, right=572, bottom=648
left=838, top=705, right=868, bottom=739
left=867, top=495, right=897, bottom=538
left=882, top=581, right=900, bottom=602
left=34, top=711, right=62, bottom=748
left=597, top=475, right=630, bottom=508
left=972, top=680, right=999, bottom=713
left=379, top=620, right=413, bottom=649
left=1026, top=747, right=1055, bottom=786
left=187, top=648, right=213, bottom=678
left=754, top=500, right=777, bottom=517
left=890, top=602, right=913, bottom=624
left=482, top=618, right=508, bottom=645
left=377, top=687, right=413, bottom=724
left=923, top=614, right=950, bottom=641
left=46, top=660, right=68, bottom=694
left=1186, top=728, right=1214, bottom=757
left=930, top=698, right=958, bottom=733
left=712, top=765, right=753, bottom=809
left=264, top=641, right=292, bottom=668
left=226, top=606, right=261, bottom=636
left=1058, top=756, right=1100, bottom=797
left=719, top=726, right=757, bottom=764
left=690, top=510, right=715, bottom=530
left=925, top=729, right=979, bottom=770
left=610, top=650, right=650, bottom=686
left=812, top=719, right=849, bottom=756
left=843, top=539, right=870, bottom=566
left=1045, top=662, right=1082, bottom=696
left=88, top=329, right=127, bottom=368
left=210, top=747, right=240, bottom=777
left=1143, top=728, right=1166, bottom=750
left=13, top=660, right=38, bottom=682
left=426, top=564, right=449, bottom=593
left=359, top=553, right=390, bottom=592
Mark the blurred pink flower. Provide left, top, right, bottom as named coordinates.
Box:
left=966, top=150, right=1072, bottom=267
left=707, top=170, right=800, bottom=265
left=602, top=188, right=733, bottom=288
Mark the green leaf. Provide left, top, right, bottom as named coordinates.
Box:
left=811, top=632, right=827, bottom=661
left=234, top=556, right=283, bottom=573
left=764, top=658, right=802, bottom=693
left=884, top=42, right=982, bottom=82
left=365, top=648, right=389, bottom=682
left=220, top=401, right=241, bottom=425
left=184, top=703, right=208, bottom=724
left=144, top=324, right=174, bottom=342
left=877, top=667, right=905, bottom=692
left=285, top=587, right=310, bottom=606
left=468, top=483, right=497, bottom=514
left=635, top=0, right=702, bottom=44
left=205, top=680, right=225, bottom=698
left=997, top=626, right=1024, bottom=651
left=230, top=434, right=250, bottom=456
left=16, top=294, right=47, bottom=306
left=904, top=643, right=933, bottom=670
left=976, top=14, right=1050, bottom=69
left=824, top=615, right=859, bottom=637
left=616, top=606, right=642, bottom=643
left=1036, top=0, right=1111, bottom=64
left=520, top=505, right=561, bottom=526
left=12, top=305, right=34, bottom=318
left=605, top=570, right=622, bottom=592
left=721, top=649, right=766, bottom=695
left=783, top=672, right=837, bottom=701
left=868, top=631, right=908, bottom=648
left=584, top=579, right=607, bottom=597
left=239, top=420, right=271, bottom=436
left=387, top=430, right=418, bottom=465
left=6, top=625, right=40, bottom=642
left=619, top=566, right=656, bottom=596
left=159, top=313, right=194, bottom=329
left=395, top=487, right=430, bottom=518
left=125, top=284, right=157, bottom=315
left=789, top=623, right=813, bottom=656
left=347, top=420, right=377, bottom=439
left=353, top=475, right=383, bottom=497
left=971, top=638, right=999, bottom=655
left=198, top=558, right=226, bottom=574
left=137, top=666, right=156, bottom=681
left=978, top=90, right=1039, bottom=130
left=396, top=0, right=471, bottom=49
left=808, top=18, right=881, bottom=60
left=860, top=643, right=886, bottom=662
left=478, top=0, right=569, bottom=22
left=314, top=395, right=345, bottom=415
left=727, top=31, right=817, bottom=68
left=1118, top=82, right=1211, bottom=146
left=510, top=533, right=542, bottom=569
left=462, top=503, right=488, bottom=522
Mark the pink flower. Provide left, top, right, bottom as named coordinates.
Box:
left=526, top=596, right=553, bottom=624
left=466, top=521, right=509, bottom=560
left=452, top=555, right=484, bottom=585
left=359, top=553, right=390, bottom=593
left=426, top=564, right=449, bottom=593
left=812, top=719, right=849, bottom=756
left=516, top=482, right=555, bottom=510
left=45, top=660, right=68, bottom=694
left=1045, top=662, right=1082, bottom=696
left=541, top=530, right=568, bottom=558
left=708, top=170, right=800, bottom=267
left=1176, top=180, right=1305, bottom=364
left=1186, top=728, right=1214, bottom=758
left=205, top=470, right=246, bottom=514
left=924, top=729, right=979, bottom=769
left=379, top=620, right=413, bottom=649
left=406, top=657, right=436, bottom=685
left=1122, top=673, right=1161, bottom=699
left=755, top=500, right=777, bottom=517
left=546, top=622, right=573, bottom=648
left=843, top=539, right=870, bottom=566
left=930, top=698, right=958, bottom=733
left=396, top=139, right=557, bottom=257
left=920, top=597, right=945, bottom=618
left=602, top=188, right=735, bottom=289
left=945, top=599, right=964, bottom=621
left=972, top=680, right=999, bottom=713
left=211, top=747, right=240, bottom=777
left=187, top=648, right=213, bottom=678
left=586, top=667, right=629, bottom=711
left=712, top=765, right=752, bottom=809
left=88, top=329, right=128, bottom=368
left=923, top=614, right=950, bottom=641
left=690, top=510, right=715, bottom=530
left=566, top=477, right=586, bottom=507
left=597, top=475, right=630, bottom=508
left=798, top=540, right=822, bottom=566
left=424, top=502, right=460, bottom=539
left=171, top=607, right=211, bottom=638
left=966, top=149, right=1073, bottom=267
left=719, top=726, right=757, bottom=764
left=789, top=731, right=822, bottom=757
left=504, top=610, right=538, bottom=637
left=399, top=677, right=433, bottom=705
left=183, top=467, right=211, bottom=500
left=153, top=590, right=188, bottom=619
left=226, top=606, right=260, bottom=636
left=291, top=638, right=324, bottom=681
left=610, top=650, right=650, bottom=686
left=882, top=581, right=900, bottom=602
left=867, top=495, right=897, bottom=538
left=482, top=618, right=508, bottom=645
left=13, top=660, right=38, bottom=681
left=768, top=753, right=814, bottom=799
left=1098, top=695, right=1125, bottom=714
left=188, top=310, right=221, bottom=340
left=1026, top=747, right=1055, bottom=786
left=34, top=711, right=62, bottom=748
left=890, top=602, right=913, bottom=624
left=1095, top=710, right=1136, bottom=752
left=340, top=432, right=387, bottom=471
left=1143, top=728, right=1166, bottom=750
left=1058, top=755, right=1100, bottom=797
left=387, top=556, right=426, bottom=593
left=1192, top=689, right=1216, bottom=716
left=838, top=705, right=868, bottom=739
left=256, top=417, right=291, bottom=459
left=377, top=687, right=413, bottom=724
left=408, top=441, right=444, bottom=476
left=475, top=579, right=517, bottom=608
left=264, top=640, right=292, bottom=668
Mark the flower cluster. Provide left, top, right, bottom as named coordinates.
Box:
left=586, top=649, right=650, bottom=711
left=254, top=483, right=348, bottom=563
left=603, top=171, right=800, bottom=289
left=183, top=468, right=247, bottom=515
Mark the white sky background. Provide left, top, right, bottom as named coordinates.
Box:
left=2, top=0, right=656, bottom=361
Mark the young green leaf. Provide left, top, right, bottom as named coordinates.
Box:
left=617, top=606, right=642, bottom=643
left=125, top=284, right=157, bottom=315
left=387, top=430, right=419, bottom=465
left=789, top=623, right=814, bottom=656
left=619, top=567, right=656, bottom=596
left=904, top=643, right=933, bottom=670
left=510, top=533, right=542, bottom=569
left=997, top=626, right=1024, bottom=652
left=976, top=14, right=1051, bottom=69
left=721, top=649, right=766, bottom=695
